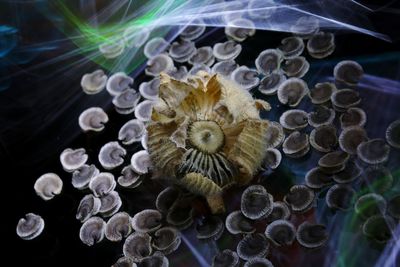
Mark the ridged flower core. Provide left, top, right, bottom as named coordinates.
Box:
left=188, top=120, right=224, bottom=154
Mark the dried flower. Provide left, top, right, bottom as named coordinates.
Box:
left=147, top=71, right=270, bottom=213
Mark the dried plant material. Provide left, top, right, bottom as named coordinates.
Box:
left=147, top=73, right=270, bottom=213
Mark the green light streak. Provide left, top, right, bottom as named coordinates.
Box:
left=47, top=0, right=187, bottom=73
left=335, top=168, right=400, bottom=267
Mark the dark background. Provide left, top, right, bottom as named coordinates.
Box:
left=2, top=1, right=400, bottom=266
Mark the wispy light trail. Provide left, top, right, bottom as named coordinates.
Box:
left=349, top=0, right=375, bottom=12
left=284, top=5, right=390, bottom=41
left=2, top=0, right=396, bottom=77
left=181, top=234, right=210, bottom=267
left=375, top=224, right=400, bottom=267
left=6, top=0, right=387, bottom=74
left=350, top=0, right=399, bottom=12
left=140, top=0, right=389, bottom=41
left=325, top=73, right=400, bottom=95
left=359, top=74, right=400, bottom=95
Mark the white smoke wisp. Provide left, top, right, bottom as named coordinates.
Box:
left=374, top=224, right=400, bottom=267
left=129, top=0, right=390, bottom=41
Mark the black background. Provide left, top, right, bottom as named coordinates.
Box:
left=2, top=1, right=400, bottom=266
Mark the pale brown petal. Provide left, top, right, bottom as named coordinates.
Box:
left=159, top=73, right=194, bottom=109
left=227, top=119, right=269, bottom=184
left=147, top=121, right=185, bottom=176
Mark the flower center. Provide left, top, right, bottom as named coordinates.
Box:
left=188, top=120, right=224, bottom=154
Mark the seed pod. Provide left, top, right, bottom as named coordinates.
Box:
left=331, top=89, right=361, bottom=110
left=195, top=215, right=224, bottom=241
left=308, top=82, right=337, bottom=105
left=212, top=249, right=239, bottom=267
left=34, top=173, right=63, bottom=201
left=72, top=164, right=99, bottom=190
left=290, top=16, right=319, bottom=39
left=305, top=167, right=333, bottom=189
left=354, top=193, right=386, bottom=220
left=99, top=191, right=122, bottom=217
left=225, top=18, right=256, bottom=42
left=334, top=60, right=364, bottom=85
left=16, top=213, right=45, bottom=240
left=79, top=216, right=106, bottom=246
left=140, top=251, right=169, bottom=267
left=225, top=211, right=255, bottom=235
left=112, top=256, right=136, bottom=267
left=339, top=126, right=368, bottom=155
left=98, top=142, right=126, bottom=170
left=169, top=39, right=196, bottom=63
left=386, top=120, right=400, bottom=149
left=308, top=106, right=335, bottom=128
left=155, top=186, right=181, bottom=213
left=264, top=201, right=291, bottom=223
left=362, top=215, right=395, bottom=244
left=237, top=233, right=269, bottom=261
left=131, top=209, right=162, bottom=233
left=357, top=138, right=390, bottom=165
left=118, top=119, right=145, bottom=145
left=332, top=161, right=362, bottom=184
left=258, top=72, right=286, bottom=95
left=99, top=40, right=125, bottom=59
left=310, top=125, right=337, bottom=153
left=78, top=107, right=108, bottom=132
left=339, top=107, right=367, bottom=129
left=166, top=199, right=194, bottom=230
left=118, top=165, right=143, bottom=189
left=281, top=56, right=309, bottom=78
left=144, top=37, right=169, bottom=59
left=213, top=40, right=242, bottom=61
left=282, top=131, right=310, bottom=158
left=265, top=219, right=296, bottom=246
left=152, top=227, right=181, bottom=255
left=255, top=49, right=283, bottom=75
left=231, top=66, right=260, bottom=90
left=278, top=36, right=304, bottom=59
left=167, top=66, right=188, bottom=80
left=265, top=121, right=285, bottom=148
left=388, top=195, right=400, bottom=220
left=318, top=151, right=350, bottom=174
left=279, top=110, right=308, bottom=131
left=189, top=46, right=214, bottom=66
left=76, top=194, right=101, bottom=222
left=263, top=148, right=282, bottom=170
left=180, top=20, right=206, bottom=41
left=307, top=32, right=335, bottom=59
left=106, top=72, right=133, bottom=96
left=243, top=258, right=274, bottom=267
left=296, top=222, right=328, bottom=248
left=131, top=150, right=151, bottom=174
left=211, top=60, right=239, bottom=77
left=145, top=54, right=174, bottom=77
left=135, top=100, right=155, bottom=122
left=60, top=148, right=88, bottom=172
left=277, top=78, right=309, bottom=107
left=241, top=185, right=273, bottom=220
left=81, top=69, right=107, bottom=95
left=123, top=232, right=152, bottom=262
left=361, top=165, right=393, bottom=194
left=89, top=172, right=116, bottom=197
left=284, top=185, right=315, bottom=213
left=326, top=184, right=356, bottom=211
left=113, top=88, right=140, bottom=114
left=123, top=26, right=150, bottom=49
left=105, top=212, right=132, bottom=242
